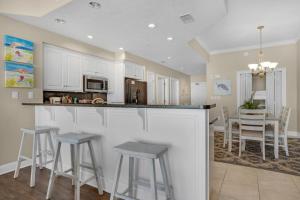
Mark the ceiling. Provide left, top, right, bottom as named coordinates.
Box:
left=2, top=0, right=300, bottom=75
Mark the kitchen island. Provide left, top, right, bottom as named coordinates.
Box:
left=24, top=103, right=215, bottom=200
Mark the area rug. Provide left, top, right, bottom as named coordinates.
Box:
left=214, top=132, right=300, bottom=176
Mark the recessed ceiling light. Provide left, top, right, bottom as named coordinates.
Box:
left=89, top=1, right=101, bottom=9
left=167, top=56, right=172, bottom=60
left=54, top=18, right=65, bottom=24
left=148, top=23, right=156, bottom=29
left=87, top=35, right=93, bottom=39
left=167, top=37, right=173, bottom=41
left=119, top=47, right=124, bottom=50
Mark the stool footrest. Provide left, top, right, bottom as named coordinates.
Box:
left=80, top=175, right=95, bottom=186
left=135, top=178, right=166, bottom=191
left=55, top=172, right=75, bottom=180
left=115, top=193, right=139, bottom=200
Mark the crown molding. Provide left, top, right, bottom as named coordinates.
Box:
left=209, top=38, right=299, bottom=55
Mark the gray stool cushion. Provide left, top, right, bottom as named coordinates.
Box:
left=20, top=126, right=58, bottom=134
left=55, top=132, right=99, bottom=144
left=114, top=142, right=168, bottom=159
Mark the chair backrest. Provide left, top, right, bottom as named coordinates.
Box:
left=281, top=107, right=291, bottom=136
left=239, top=109, right=266, bottom=134
left=221, top=106, right=229, bottom=126
left=279, top=106, right=286, bottom=122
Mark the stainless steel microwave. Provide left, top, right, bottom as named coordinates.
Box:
left=83, top=75, right=108, bottom=93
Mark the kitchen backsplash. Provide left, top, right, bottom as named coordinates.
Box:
left=43, top=91, right=107, bottom=103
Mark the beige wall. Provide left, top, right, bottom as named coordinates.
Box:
left=191, top=73, right=207, bottom=82
left=0, top=15, right=190, bottom=165
left=207, top=44, right=298, bottom=132
left=125, top=52, right=191, bottom=104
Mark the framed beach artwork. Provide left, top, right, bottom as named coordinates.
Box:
left=4, top=35, right=34, bottom=64
left=214, top=80, right=231, bottom=96
left=5, top=62, right=34, bottom=88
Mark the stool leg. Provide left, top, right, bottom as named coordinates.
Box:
left=133, top=158, right=139, bottom=198
left=149, top=159, right=158, bottom=200
left=14, top=132, right=26, bottom=179
left=87, top=141, right=103, bottom=195
left=37, top=134, right=43, bottom=169
left=44, top=134, right=48, bottom=167
left=74, top=144, right=81, bottom=200
left=52, top=131, right=63, bottom=171
left=70, top=144, right=75, bottom=186
left=110, top=154, right=123, bottom=200
left=48, top=133, right=63, bottom=172
left=128, top=157, right=134, bottom=197
left=30, top=134, right=38, bottom=187
left=159, top=156, right=171, bottom=199
left=46, top=142, right=62, bottom=199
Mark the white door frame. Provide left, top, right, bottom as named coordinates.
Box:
left=156, top=74, right=170, bottom=105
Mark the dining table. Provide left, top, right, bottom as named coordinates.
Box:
left=228, top=113, right=280, bottom=159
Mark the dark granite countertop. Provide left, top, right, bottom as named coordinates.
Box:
left=22, top=102, right=216, bottom=109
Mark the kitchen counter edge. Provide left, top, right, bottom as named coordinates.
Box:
left=22, top=102, right=216, bottom=109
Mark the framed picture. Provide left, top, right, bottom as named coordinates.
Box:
left=4, top=35, right=34, bottom=64
left=214, top=80, right=231, bottom=96
left=5, top=62, right=34, bottom=88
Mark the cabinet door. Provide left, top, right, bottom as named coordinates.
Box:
left=63, top=52, right=82, bottom=92
left=135, top=65, right=145, bottom=80
left=82, top=55, right=97, bottom=76
left=147, top=71, right=156, bottom=104
left=95, top=58, right=108, bottom=76
left=43, top=45, right=64, bottom=90
left=125, top=62, right=135, bottom=78
left=107, top=61, right=115, bottom=93
left=107, top=62, right=125, bottom=103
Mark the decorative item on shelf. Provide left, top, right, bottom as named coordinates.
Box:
left=49, top=97, right=62, bottom=104
left=3, top=35, right=34, bottom=88
left=214, top=80, right=231, bottom=96
left=62, top=96, right=73, bottom=104
left=92, top=97, right=105, bottom=104
left=248, top=26, right=278, bottom=78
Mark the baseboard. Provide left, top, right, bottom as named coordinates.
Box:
left=288, top=131, right=300, bottom=138
left=0, top=157, right=32, bottom=176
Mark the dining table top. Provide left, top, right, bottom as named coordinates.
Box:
left=229, top=113, right=280, bottom=121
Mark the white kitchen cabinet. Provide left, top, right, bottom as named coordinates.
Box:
left=63, top=51, right=82, bottom=92
left=43, top=45, right=64, bottom=90
left=82, top=55, right=109, bottom=77
left=107, top=62, right=125, bottom=103
left=44, top=45, right=82, bottom=92
left=125, top=61, right=145, bottom=80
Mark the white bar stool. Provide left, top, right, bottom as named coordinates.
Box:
left=46, top=132, right=103, bottom=200
left=110, top=141, right=174, bottom=200
left=14, top=126, right=61, bottom=187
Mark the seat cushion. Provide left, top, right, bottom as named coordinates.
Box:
left=241, top=130, right=263, bottom=139
left=114, top=142, right=169, bottom=159
left=55, top=132, right=99, bottom=144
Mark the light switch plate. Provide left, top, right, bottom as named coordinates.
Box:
left=12, top=91, right=19, bottom=99
left=28, top=91, right=34, bottom=99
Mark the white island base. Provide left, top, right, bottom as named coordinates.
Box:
left=34, top=105, right=213, bottom=200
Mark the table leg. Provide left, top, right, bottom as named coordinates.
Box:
left=228, top=119, right=232, bottom=152
left=274, top=121, right=279, bottom=159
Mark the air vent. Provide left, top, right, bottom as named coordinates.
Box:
left=180, top=13, right=195, bottom=24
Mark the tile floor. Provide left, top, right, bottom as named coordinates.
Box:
left=212, top=161, right=300, bottom=200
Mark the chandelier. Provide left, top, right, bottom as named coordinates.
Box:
left=248, top=26, right=278, bottom=78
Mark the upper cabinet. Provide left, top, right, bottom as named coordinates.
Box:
left=107, top=62, right=125, bottom=103
left=44, top=44, right=117, bottom=93
left=124, top=61, right=145, bottom=81
left=44, top=45, right=82, bottom=92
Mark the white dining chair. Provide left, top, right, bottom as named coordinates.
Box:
left=239, top=109, right=266, bottom=160
left=213, top=106, right=239, bottom=148
left=265, top=107, right=291, bottom=156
